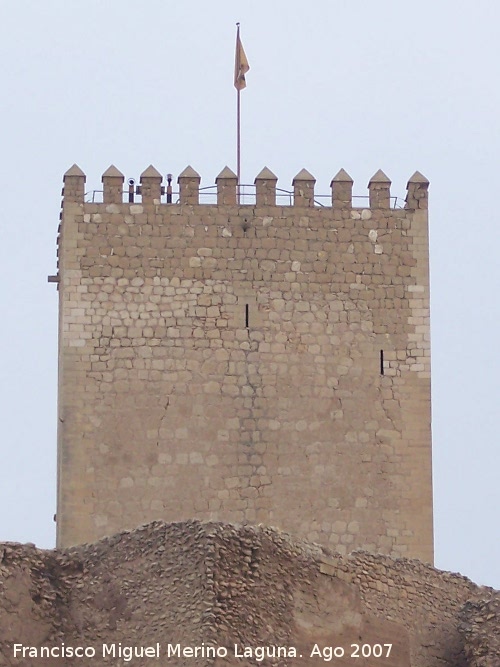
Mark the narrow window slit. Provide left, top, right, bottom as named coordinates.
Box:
left=245, top=304, right=250, bottom=329
left=380, top=350, right=384, bottom=376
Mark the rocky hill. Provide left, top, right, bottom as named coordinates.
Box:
left=0, top=521, right=498, bottom=666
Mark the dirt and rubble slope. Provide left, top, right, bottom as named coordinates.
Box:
left=0, top=521, right=498, bottom=667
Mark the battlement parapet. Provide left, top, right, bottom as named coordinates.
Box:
left=178, top=166, right=201, bottom=205
left=62, top=165, right=429, bottom=210
left=293, top=168, right=316, bottom=207
left=216, top=166, right=238, bottom=205
left=406, top=171, right=430, bottom=210
left=62, top=164, right=86, bottom=202
left=331, top=168, right=354, bottom=209
left=101, top=165, right=124, bottom=204
left=369, top=169, right=392, bottom=209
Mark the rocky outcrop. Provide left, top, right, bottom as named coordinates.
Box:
left=0, top=521, right=498, bottom=666
left=459, top=596, right=500, bottom=666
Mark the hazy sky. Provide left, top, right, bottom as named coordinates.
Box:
left=0, top=1, right=498, bottom=589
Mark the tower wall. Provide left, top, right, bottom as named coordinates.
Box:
left=56, top=165, right=433, bottom=562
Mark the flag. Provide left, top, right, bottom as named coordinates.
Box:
left=234, top=28, right=249, bottom=90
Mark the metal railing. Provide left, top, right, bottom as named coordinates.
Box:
left=85, top=186, right=405, bottom=209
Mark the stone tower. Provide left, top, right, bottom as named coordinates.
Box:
left=55, top=164, right=433, bottom=562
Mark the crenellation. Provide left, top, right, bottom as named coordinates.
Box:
left=178, top=165, right=201, bottom=205
left=368, top=169, right=392, bottom=209
left=406, top=170, right=430, bottom=210
left=254, top=166, right=278, bottom=206
left=101, top=165, right=124, bottom=204
left=60, top=166, right=431, bottom=212
left=293, top=168, right=316, bottom=207
left=139, top=165, right=163, bottom=204
left=216, top=166, right=238, bottom=205
left=62, top=163, right=86, bottom=203
left=331, top=168, right=353, bottom=208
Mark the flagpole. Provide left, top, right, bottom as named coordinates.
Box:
left=236, top=23, right=241, bottom=201
left=237, top=88, right=241, bottom=198
left=235, top=22, right=249, bottom=204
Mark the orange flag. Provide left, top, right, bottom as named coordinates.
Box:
left=234, top=28, right=249, bottom=90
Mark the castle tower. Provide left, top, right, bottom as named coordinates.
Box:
left=55, top=164, right=433, bottom=562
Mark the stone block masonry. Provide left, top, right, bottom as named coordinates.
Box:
left=55, top=164, right=433, bottom=561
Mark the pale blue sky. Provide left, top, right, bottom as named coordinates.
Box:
left=0, top=0, right=498, bottom=588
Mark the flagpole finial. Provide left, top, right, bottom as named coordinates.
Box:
left=236, top=22, right=240, bottom=27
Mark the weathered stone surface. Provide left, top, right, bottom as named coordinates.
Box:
left=140, top=164, right=162, bottom=179
left=102, top=165, right=124, bottom=179
left=459, top=596, right=500, bottom=666
left=0, top=522, right=497, bottom=667
left=64, top=163, right=85, bottom=178
left=56, top=169, right=432, bottom=565
left=178, top=165, right=201, bottom=179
